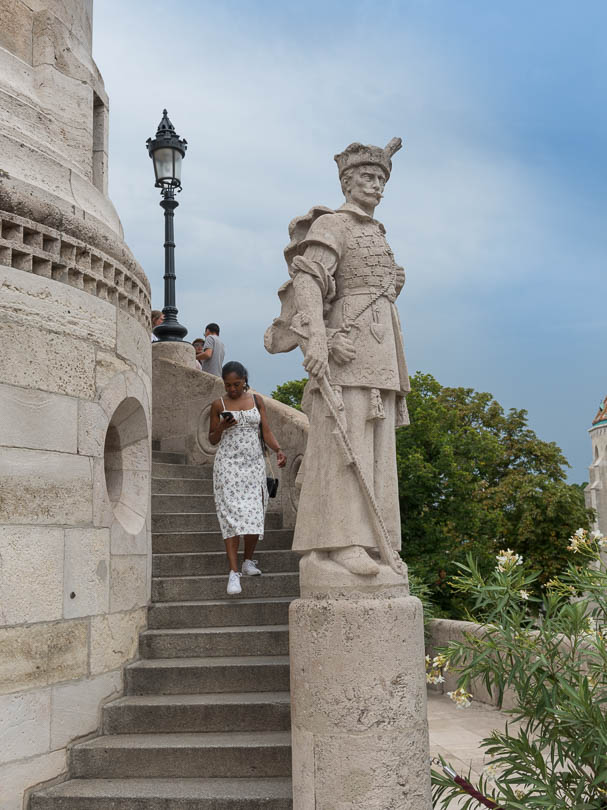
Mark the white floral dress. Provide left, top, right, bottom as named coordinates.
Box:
left=213, top=398, right=268, bottom=539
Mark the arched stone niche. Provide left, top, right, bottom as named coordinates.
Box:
left=104, top=397, right=149, bottom=534
left=196, top=403, right=219, bottom=461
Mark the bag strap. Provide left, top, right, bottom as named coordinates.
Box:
left=253, top=395, right=276, bottom=476
left=253, top=394, right=265, bottom=452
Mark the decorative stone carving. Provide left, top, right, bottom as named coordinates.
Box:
left=265, top=138, right=410, bottom=583
left=0, top=211, right=150, bottom=328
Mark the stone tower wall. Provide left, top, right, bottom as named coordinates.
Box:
left=0, top=2, right=152, bottom=806
left=586, top=423, right=607, bottom=536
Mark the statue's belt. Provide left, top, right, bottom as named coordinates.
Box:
left=333, top=288, right=394, bottom=300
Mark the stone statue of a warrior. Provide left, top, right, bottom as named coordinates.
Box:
left=265, top=138, right=409, bottom=580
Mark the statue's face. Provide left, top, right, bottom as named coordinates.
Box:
left=346, top=164, right=387, bottom=210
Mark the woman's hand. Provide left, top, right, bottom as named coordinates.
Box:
left=209, top=401, right=236, bottom=445
left=276, top=450, right=287, bottom=468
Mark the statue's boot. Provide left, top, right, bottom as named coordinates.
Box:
left=329, top=545, right=380, bottom=576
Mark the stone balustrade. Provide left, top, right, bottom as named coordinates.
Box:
left=152, top=343, right=309, bottom=529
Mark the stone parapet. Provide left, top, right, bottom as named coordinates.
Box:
left=152, top=348, right=309, bottom=530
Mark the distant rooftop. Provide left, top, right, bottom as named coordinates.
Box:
left=592, top=396, right=607, bottom=426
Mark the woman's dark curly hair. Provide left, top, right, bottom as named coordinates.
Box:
left=222, top=361, right=249, bottom=390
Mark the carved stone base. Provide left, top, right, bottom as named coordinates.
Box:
left=298, top=549, right=408, bottom=599
left=289, top=591, right=432, bottom=810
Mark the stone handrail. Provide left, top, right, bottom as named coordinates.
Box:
left=152, top=344, right=309, bottom=529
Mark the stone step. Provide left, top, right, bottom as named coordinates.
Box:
left=153, top=550, right=300, bottom=577
left=140, top=625, right=290, bottom=659
left=152, top=451, right=187, bottom=464
left=152, top=477, right=213, bottom=495
left=31, top=777, right=293, bottom=809
left=152, top=462, right=212, bottom=479
left=70, top=731, right=292, bottom=778
left=103, top=691, right=291, bottom=734
left=153, top=494, right=216, bottom=513
left=148, top=597, right=294, bottom=630
left=152, top=572, right=300, bottom=602
left=152, top=512, right=283, bottom=533
left=153, top=529, right=294, bottom=554
left=126, top=656, right=290, bottom=695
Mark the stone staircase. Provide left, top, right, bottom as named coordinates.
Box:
left=31, top=452, right=298, bottom=809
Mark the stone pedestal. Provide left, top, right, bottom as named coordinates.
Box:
left=289, top=554, right=432, bottom=810
left=152, top=340, right=197, bottom=369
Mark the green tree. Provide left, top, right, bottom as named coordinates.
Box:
left=271, top=378, right=307, bottom=411
left=398, top=372, right=592, bottom=616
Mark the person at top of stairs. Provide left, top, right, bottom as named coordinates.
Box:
left=209, top=361, right=287, bottom=595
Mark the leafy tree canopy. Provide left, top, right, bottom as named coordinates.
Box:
left=272, top=371, right=592, bottom=616
left=398, top=372, right=592, bottom=615
left=271, top=378, right=307, bottom=411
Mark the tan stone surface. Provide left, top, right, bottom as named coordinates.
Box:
left=110, top=555, right=148, bottom=612
left=0, top=749, right=66, bottom=810
left=77, top=400, right=108, bottom=458
left=63, top=528, right=110, bottom=619
left=0, top=265, right=116, bottom=350
left=91, top=456, right=112, bottom=529
left=97, top=371, right=128, bottom=420
left=152, top=340, right=197, bottom=369
left=290, top=594, right=431, bottom=809
left=0, top=321, right=96, bottom=399
left=116, top=309, right=152, bottom=379
left=0, top=0, right=33, bottom=64
left=110, top=518, right=149, bottom=556
left=0, top=383, right=77, bottom=453
left=50, top=670, right=121, bottom=749
left=0, top=448, right=92, bottom=525
left=0, top=527, right=64, bottom=625
left=0, top=620, right=88, bottom=695
left=95, top=351, right=131, bottom=393
left=89, top=607, right=146, bottom=676
left=0, top=689, right=51, bottom=763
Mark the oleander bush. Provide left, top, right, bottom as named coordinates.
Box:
left=431, top=528, right=607, bottom=810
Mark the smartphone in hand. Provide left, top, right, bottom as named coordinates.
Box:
left=220, top=411, right=235, bottom=421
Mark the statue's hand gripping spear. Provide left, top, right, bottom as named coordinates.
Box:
left=290, top=322, right=405, bottom=577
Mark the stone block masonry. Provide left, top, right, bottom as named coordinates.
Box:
left=0, top=2, right=152, bottom=804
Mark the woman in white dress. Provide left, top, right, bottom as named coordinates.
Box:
left=209, top=362, right=287, bottom=595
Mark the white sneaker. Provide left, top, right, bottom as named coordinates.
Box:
left=227, top=570, right=242, bottom=595
left=242, top=559, right=262, bottom=576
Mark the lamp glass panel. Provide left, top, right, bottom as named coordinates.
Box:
left=173, top=152, right=182, bottom=182
left=153, top=147, right=177, bottom=184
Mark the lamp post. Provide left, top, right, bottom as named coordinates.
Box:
left=146, top=110, right=188, bottom=341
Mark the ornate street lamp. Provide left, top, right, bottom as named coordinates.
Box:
left=146, top=110, right=188, bottom=341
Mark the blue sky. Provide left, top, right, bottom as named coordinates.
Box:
left=94, top=0, right=607, bottom=484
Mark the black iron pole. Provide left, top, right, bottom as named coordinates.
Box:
left=153, top=187, right=187, bottom=341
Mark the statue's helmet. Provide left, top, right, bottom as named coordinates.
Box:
left=334, top=137, right=403, bottom=180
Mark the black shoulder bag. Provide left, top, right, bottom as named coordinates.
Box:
left=253, top=394, right=279, bottom=498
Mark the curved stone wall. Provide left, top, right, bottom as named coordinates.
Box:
left=0, top=210, right=151, bottom=328
left=0, top=2, right=152, bottom=806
